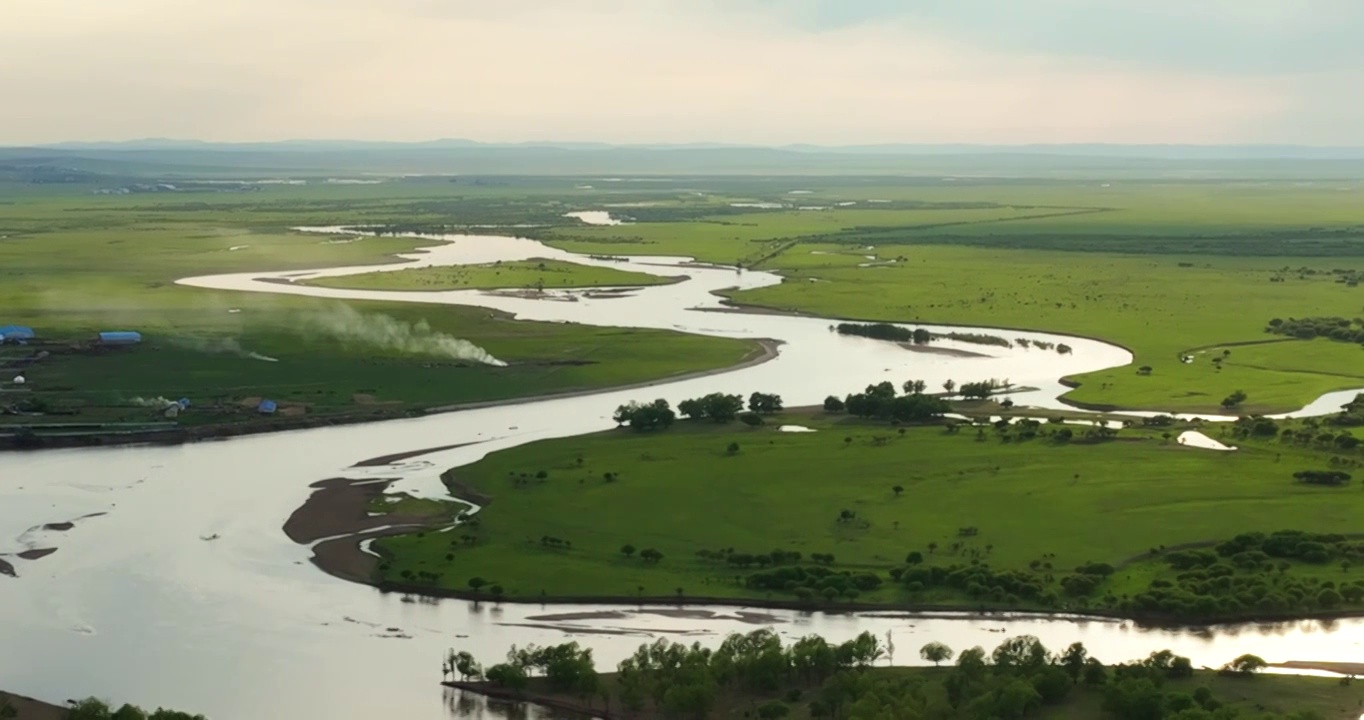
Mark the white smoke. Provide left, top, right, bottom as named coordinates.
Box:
left=303, top=304, right=506, bottom=366
left=129, top=396, right=177, bottom=408
left=170, top=336, right=279, bottom=362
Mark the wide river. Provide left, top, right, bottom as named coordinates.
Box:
left=2, top=228, right=1362, bottom=719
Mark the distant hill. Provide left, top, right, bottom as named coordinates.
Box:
left=4, top=141, right=1364, bottom=179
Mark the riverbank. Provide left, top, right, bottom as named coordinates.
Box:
left=0, top=338, right=781, bottom=453
left=333, top=413, right=1364, bottom=629
left=443, top=666, right=1364, bottom=720
left=706, top=297, right=1364, bottom=417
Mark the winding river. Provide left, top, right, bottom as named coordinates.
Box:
left=2, top=227, right=1363, bottom=720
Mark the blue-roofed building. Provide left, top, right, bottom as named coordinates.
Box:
left=0, top=325, right=35, bottom=343
left=97, top=331, right=143, bottom=345
left=257, top=399, right=278, bottom=415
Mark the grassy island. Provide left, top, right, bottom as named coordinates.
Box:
left=374, top=393, right=1364, bottom=622
left=303, top=257, right=675, bottom=291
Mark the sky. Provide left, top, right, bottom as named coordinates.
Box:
left=3, top=0, right=1362, bottom=145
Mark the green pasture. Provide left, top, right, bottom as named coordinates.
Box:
left=0, top=184, right=760, bottom=429
left=730, top=244, right=1364, bottom=414
left=373, top=413, right=1364, bottom=612
left=303, top=258, right=674, bottom=292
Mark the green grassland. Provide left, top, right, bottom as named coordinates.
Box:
left=732, top=244, right=1364, bottom=414
left=373, top=410, right=1364, bottom=619
left=0, top=183, right=760, bottom=433
left=537, top=182, right=1364, bottom=414
left=303, top=258, right=674, bottom=292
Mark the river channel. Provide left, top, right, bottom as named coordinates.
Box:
left=1, top=227, right=1362, bottom=719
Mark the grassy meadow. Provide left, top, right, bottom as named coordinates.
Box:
left=304, top=258, right=675, bottom=292
left=0, top=183, right=759, bottom=432
left=536, top=181, right=1364, bottom=414
left=374, top=409, right=1364, bottom=619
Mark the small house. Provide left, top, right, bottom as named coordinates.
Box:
left=0, top=325, right=35, bottom=343
left=257, top=399, right=278, bottom=415
left=98, top=331, right=143, bottom=345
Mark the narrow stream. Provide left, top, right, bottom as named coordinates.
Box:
left=0, top=229, right=1360, bottom=720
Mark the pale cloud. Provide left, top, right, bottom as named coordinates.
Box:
left=0, top=0, right=1352, bottom=145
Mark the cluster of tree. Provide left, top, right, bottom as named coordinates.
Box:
left=1221, top=390, right=1248, bottom=409
left=744, top=566, right=883, bottom=601
left=897, top=562, right=1057, bottom=606
left=678, top=393, right=744, bottom=422
left=835, top=382, right=951, bottom=422
left=614, top=630, right=884, bottom=716
left=465, top=642, right=601, bottom=703
left=460, top=631, right=1301, bottom=720
left=613, top=399, right=676, bottom=432
left=835, top=322, right=931, bottom=344
left=1329, top=394, right=1364, bottom=428
left=619, top=545, right=664, bottom=563
left=959, top=379, right=1010, bottom=400
left=697, top=548, right=804, bottom=568
left=1267, top=316, right=1364, bottom=344
left=1278, top=426, right=1362, bottom=450
left=944, top=331, right=1015, bottom=348
left=64, top=699, right=206, bottom=720
left=1293, top=469, right=1352, bottom=486
left=1109, top=531, right=1364, bottom=616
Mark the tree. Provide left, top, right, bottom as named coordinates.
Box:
left=1221, top=390, right=1248, bottom=409
left=468, top=577, right=488, bottom=593
left=0, top=699, right=15, bottom=720
left=485, top=663, right=530, bottom=691
left=1226, top=654, right=1267, bottom=676
left=620, top=544, right=637, bottom=559
left=823, top=395, right=845, bottom=412
left=748, top=392, right=784, bottom=414
left=639, top=548, right=664, bottom=564
left=903, top=379, right=927, bottom=395
left=991, top=635, right=1049, bottom=674
left=454, top=651, right=483, bottom=681
left=68, top=700, right=114, bottom=720
left=943, top=379, right=957, bottom=395
left=920, top=641, right=954, bottom=666
left=680, top=393, right=745, bottom=423
left=614, top=399, right=676, bottom=432
left=1137, top=366, right=1153, bottom=375
left=905, top=551, right=924, bottom=565
left=892, top=485, right=904, bottom=497
left=726, top=442, right=741, bottom=455
left=1061, top=642, right=1089, bottom=682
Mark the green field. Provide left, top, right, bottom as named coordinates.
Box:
left=374, top=406, right=1364, bottom=619
left=534, top=183, right=1364, bottom=414
left=0, top=184, right=760, bottom=435
left=304, top=258, right=674, bottom=292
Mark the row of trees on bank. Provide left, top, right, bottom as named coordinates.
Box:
left=614, top=392, right=785, bottom=432
left=450, top=631, right=1292, bottom=720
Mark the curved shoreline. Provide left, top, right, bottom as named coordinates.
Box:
left=287, top=452, right=1364, bottom=631
left=0, top=339, right=782, bottom=453
left=707, top=299, right=1363, bottom=417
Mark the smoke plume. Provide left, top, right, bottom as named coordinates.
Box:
left=302, top=304, right=506, bottom=366
left=129, top=396, right=178, bottom=408
left=169, top=336, right=279, bottom=362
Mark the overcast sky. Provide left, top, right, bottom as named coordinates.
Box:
left=4, top=0, right=1361, bottom=145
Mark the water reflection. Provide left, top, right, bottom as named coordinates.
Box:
left=443, top=688, right=596, bottom=720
